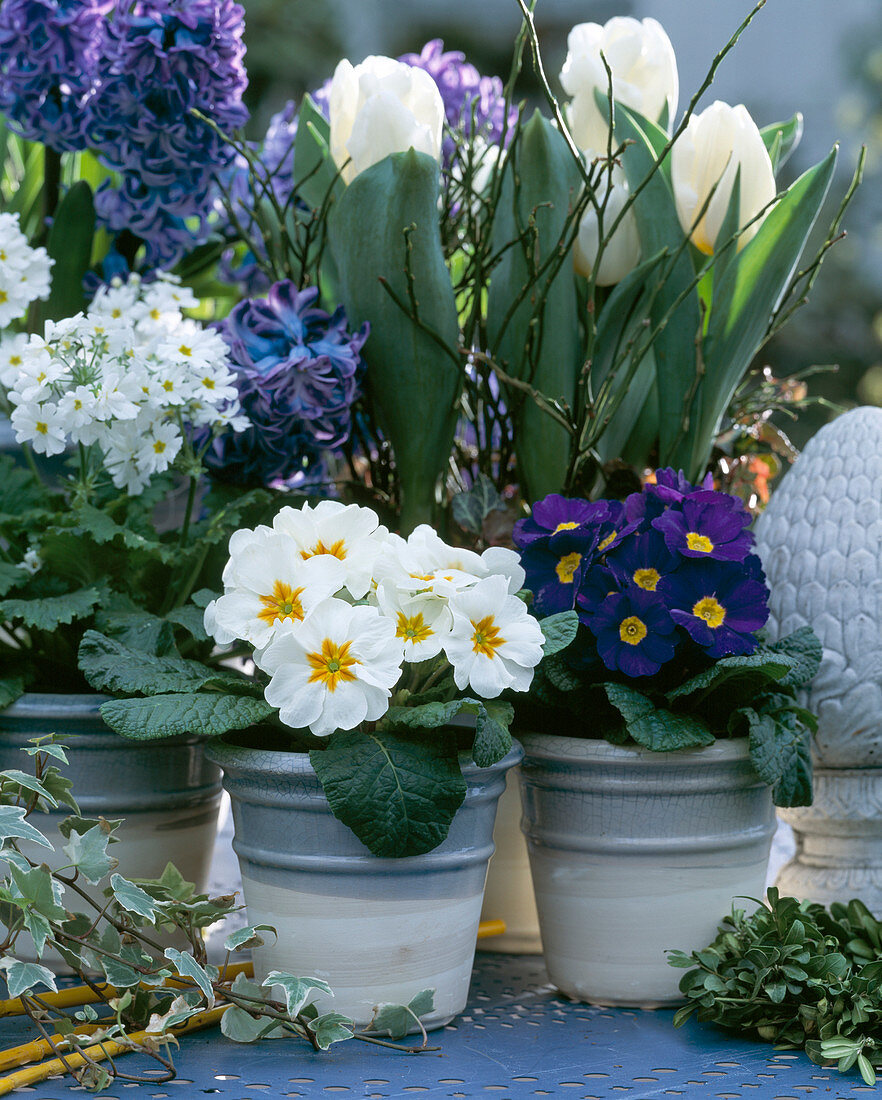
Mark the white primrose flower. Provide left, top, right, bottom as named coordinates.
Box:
left=20, top=547, right=41, bottom=576
left=0, top=211, right=53, bottom=326
left=272, top=500, right=389, bottom=600
left=205, top=527, right=344, bottom=650
left=443, top=574, right=545, bottom=699
left=257, top=598, right=404, bottom=738
left=375, top=582, right=453, bottom=662
left=136, top=419, right=183, bottom=476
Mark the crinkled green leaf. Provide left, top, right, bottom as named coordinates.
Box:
left=164, top=604, right=209, bottom=642
left=99, top=693, right=273, bottom=740
left=604, top=683, right=713, bottom=750
left=766, top=627, right=823, bottom=690
left=666, top=651, right=796, bottom=709
left=79, top=630, right=241, bottom=695
left=311, top=726, right=466, bottom=857
left=742, top=704, right=813, bottom=807
left=0, top=677, right=24, bottom=711
left=0, top=586, right=103, bottom=630
left=472, top=699, right=513, bottom=768
left=539, top=610, right=579, bottom=657
left=0, top=563, right=25, bottom=598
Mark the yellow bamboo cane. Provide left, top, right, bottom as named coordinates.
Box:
left=0, top=1004, right=229, bottom=1095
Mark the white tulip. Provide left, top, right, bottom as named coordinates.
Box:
left=671, top=100, right=777, bottom=255
left=329, top=55, right=445, bottom=184
left=560, top=17, right=678, bottom=154
left=574, top=165, right=641, bottom=286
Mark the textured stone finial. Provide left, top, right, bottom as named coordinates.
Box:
left=756, top=406, right=882, bottom=768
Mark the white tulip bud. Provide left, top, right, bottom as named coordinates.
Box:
left=574, top=165, right=641, bottom=286
left=560, top=17, right=678, bottom=154
left=328, top=56, right=445, bottom=184
left=671, top=100, right=777, bottom=255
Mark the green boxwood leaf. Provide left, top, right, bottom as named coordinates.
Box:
left=540, top=611, right=579, bottom=657
left=99, top=693, right=273, bottom=740
left=0, top=586, right=103, bottom=631
left=311, top=727, right=466, bottom=857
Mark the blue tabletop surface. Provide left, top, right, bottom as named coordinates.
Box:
left=2, top=953, right=866, bottom=1099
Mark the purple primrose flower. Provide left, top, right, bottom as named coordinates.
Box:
left=659, top=559, right=769, bottom=659
left=590, top=588, right=679, bottom=678
left=652, top=489, right=753, bottom=562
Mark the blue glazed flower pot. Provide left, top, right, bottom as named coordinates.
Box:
left=0, top=693, right=223, bottom=890
left=206, top=735, right=523, bottom=1029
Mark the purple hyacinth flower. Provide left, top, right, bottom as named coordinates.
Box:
left=513, top=493, right=610, bottom=548
left=590, top=588, right=679, bottom=678
left=606, top=530, right=680, bottom=594
left=659, top=560, right=769, bottom=659
left=652, top=489, right=753, bottom=562
left=85, top=0, right=248, bottom=225
left=0, top=0, right=112, bottom=151
left=519, top=527, right=599, bottom=616
left=204, top=281, right=367, bottom=486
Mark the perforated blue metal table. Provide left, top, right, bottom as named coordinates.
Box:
left=2, top=953, right=865, bottom=1099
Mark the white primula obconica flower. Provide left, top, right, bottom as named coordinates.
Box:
left=0, top=212, right=53, bottom=328
left=329, top=55, right=445, bottom=183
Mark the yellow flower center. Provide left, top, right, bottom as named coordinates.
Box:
left=686, top=532, right=714, bottom=554
left=555, top=552, right=581, bottom=584
left=257, top=580, right=306, bottom=627
left=153, top=440, right=166, bottom=454
left=202, top=377, right=216, bottom=389
left=0, top=291, right=7, bottom=304
left=9, top=355, right=21, bottom=366
left=409, top=572, right=435, bottom=583
left=162, top=379, right=174, bottom=391
left=73, top=399, right=82, bottom=410
left=598, top=530, right=618, bottom=552
left=301, top=538, right=347, bottom=561
left=619, top=615, right=648, bottom=646
left=633, top=568, right=660, bottom=592
left=693, top=596, right=726, bottom=629
left=306, top=637, right=358, bottom=692
left=396, top=611, right=433, bottom=644
left=554, top=521, right=579, bottom=533
left=35, top=420, right=48, bottom=435
left=178, top=344, right=192, bottom=357
left=112, top=308, right=122, bottom=318
left=150, top=308, right=161, bottom=320
left=471, top=614, right=506, bottom=659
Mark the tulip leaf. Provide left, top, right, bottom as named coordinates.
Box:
left=311, top=726, right=466, bottom=857
left=329, top=150, right=460, bottom=532
left=293, top=94, right=341, bottom=212
left=43, top=181, right=95, bottom=322
left=615, top=104, right=702, bottom=471
left=760, top=113, right=804, bottom=174
left=699, top=148, right=837, bottom=475
left=486, top=110, right=581, bottom=502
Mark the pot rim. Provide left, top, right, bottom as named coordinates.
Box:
left=518, top=731, right=750, bottom=765
left=0, top=692, right=112, bottom=717
left=206, top=731, right=524, bottom=780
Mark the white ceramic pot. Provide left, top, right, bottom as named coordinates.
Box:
left=479, top=767, right=541, bottom=954
left=207, top=735, right=522, bottom=1030
left=519, top=734, right=776, bottom=1006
